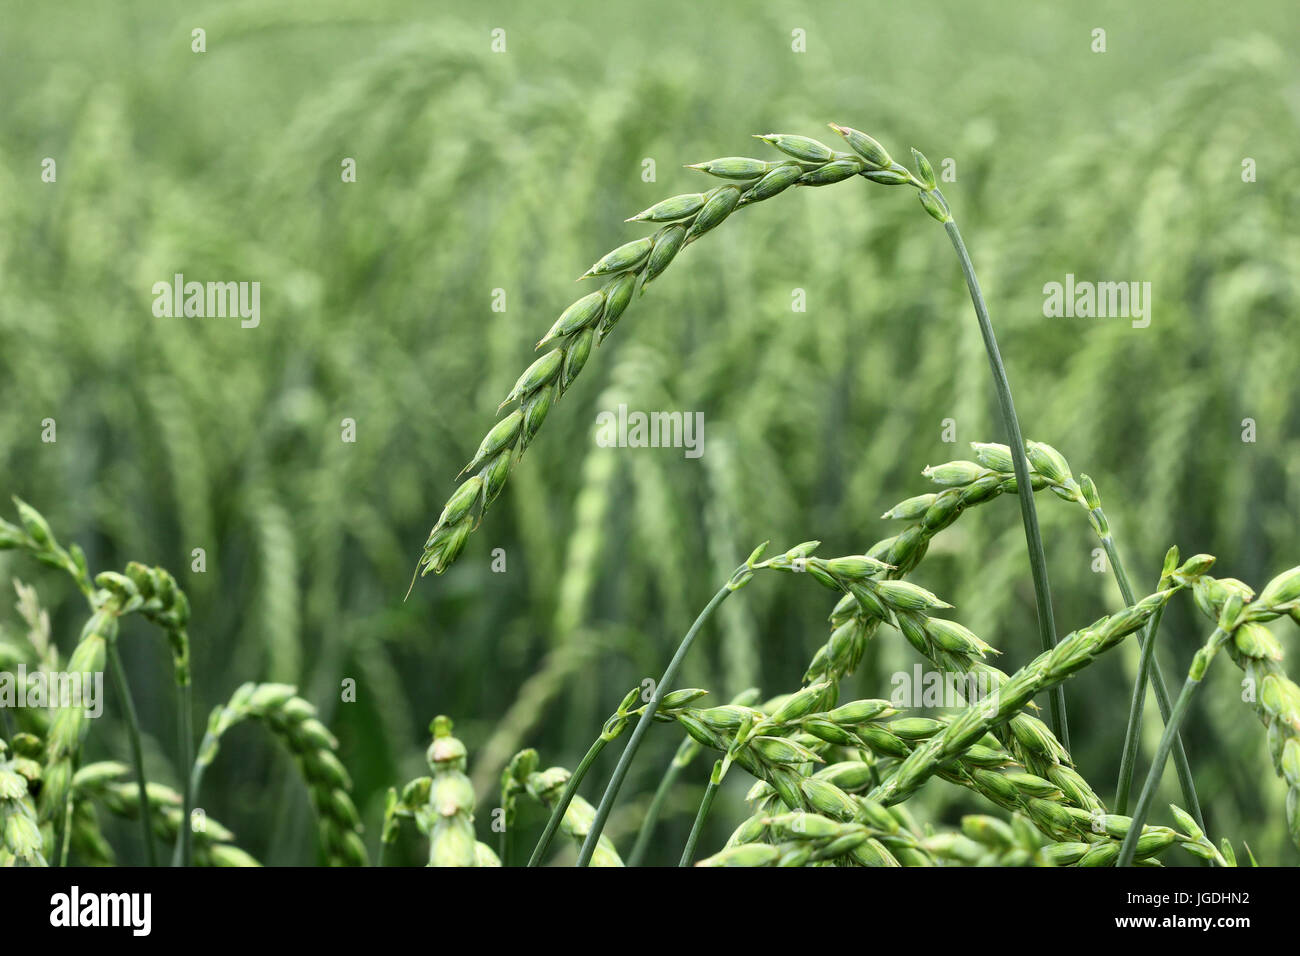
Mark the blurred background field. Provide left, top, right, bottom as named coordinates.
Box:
left=2, top=0, right=1298, bottom=864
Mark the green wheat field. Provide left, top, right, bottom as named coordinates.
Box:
left=2, top=0, right=1298, bottom=867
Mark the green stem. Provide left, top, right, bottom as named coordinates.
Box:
left=576, top=576, right=738, bottom=866
left=177, top=681, right=193, bottom=866
left=169, top=682, right=195, bottom=867
left=627, top=738, right=695, bottom=867
left=1117, top=674, right=1203, bottom=867
left=59, top=785, right=75, bottom=866
left=527, top=735, right=607, bottom=866
left=176, top=725, right=217, bottom=866
left=108, top=641, right=157, bottom=867
left=1103, top=535, right=1203, bottom=829
left=679, top=760, right=723, bottom=867
left=939, top=209, right=1067, bottom=749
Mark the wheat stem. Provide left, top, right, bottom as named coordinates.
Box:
left=527, top=735, right=606, bottom=866
left=58, top=787, right=74, bottom=866
left=679, top=759, right=723, bottom=866
left=937, top=210, right=1067, bottom=749
left=173, top=681, right=194, bottom=867
left=576, top=573, right=741, bottom=866
left=107, top=642, right=156, bottom=867
left=1117, top=672, right=1204, bottom=866
left=1106, top=538, right=1203, bottom=829
left=627, top=737, right=696, bottom=867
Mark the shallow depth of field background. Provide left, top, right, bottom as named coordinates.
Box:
left=2, top=0, right=1299, bottom=864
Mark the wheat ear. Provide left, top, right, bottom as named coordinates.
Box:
left=869, top=442, right=1204, bottom=823
left=1119, top=567, right=1300, bottom=862
left=72, top=761, right=258, bottom=866
left=188, top=682, right=367, bottom=866
left=0, top=738, right=46, bottom=866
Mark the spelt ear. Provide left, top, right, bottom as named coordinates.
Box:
left=412, top=128, right=944, bottom=587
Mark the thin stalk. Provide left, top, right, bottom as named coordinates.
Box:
left=627, top=738, right=695, bottom=867
left=376, top=838, right=388, bottom=868
left=177, top=682, right=193, bottom=866
left=576, top=576, right=739, bottom=866
left=108, top=642, right=157, bottom=867
left=185, top=731, right=214, bottom=814
left=1117, top=674, right=1204, bottom=866
left=1103, top=535, right=1203, bottom=828
left=679, top=760, right=723, bottom=867
left=59, top=787, right=74, bottom=866
left=527, top=735, right=607, bottom=866
left=169, top=683, right=195, bottom=867
left=939, top=208, right=1067, bottom=749
left=174, top=722, right=220, bottom=866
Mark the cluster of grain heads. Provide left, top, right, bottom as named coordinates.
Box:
left=527, top=685, right=708, bottom=865
left=776, top=549, right=1085, bottom=788
left=868, top=565, right=1210, bottom=809
left=422, top=716, right=500, bottom=867
left=72, top=762, right=258, bottom=866
left=192, top=683, right=366, bottom=866
left=1182, top=567, right=1300, bottom=848
left=2, top=500, right=200, bottom=865
left=38, top=603, right=115, bottom=832
left=0, top=738, right=45, bottom=866
left=412, top=129, right=949, bottom=586
left=924, top=814, right=1051, bottom=866
left=700, top=805, right=934, bottom=867
left=681, top=691, right=1174, bottom=860
left=519, top=763, right=623, bottom=867
left=0, top=497, right=94, bottom=598
left=871, top=441, right=1205, bottom=822
left=117, top=562, right=191, bottom=686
